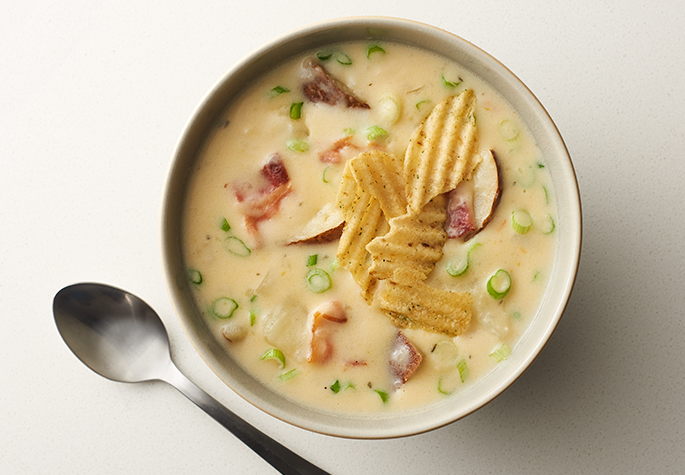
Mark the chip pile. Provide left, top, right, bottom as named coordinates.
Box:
left=335, top=89, right=481, bottom=337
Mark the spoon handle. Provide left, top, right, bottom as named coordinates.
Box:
left=161, top=361, right=331, bottom=475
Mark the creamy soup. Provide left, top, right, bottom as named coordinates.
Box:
left=182, top=42, right=557, bottom=415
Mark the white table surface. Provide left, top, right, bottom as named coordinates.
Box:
left=2, top=1, right=684, bottom=474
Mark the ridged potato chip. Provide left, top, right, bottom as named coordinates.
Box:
left=349, top=151, right=407, bottom=219
left=404, top=89, right=480, bottom=214
left=377, top=270, right=472, bottom=337
left=366, top=195, right=447, bottom=281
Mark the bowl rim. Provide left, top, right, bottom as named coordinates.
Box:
left=161, top=15, right=582, bottom=439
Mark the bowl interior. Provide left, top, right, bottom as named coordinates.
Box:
left=161, top=17, right=581, bottom=439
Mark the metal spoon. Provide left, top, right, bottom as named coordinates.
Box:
left=53, top=282, right=330, bottom=475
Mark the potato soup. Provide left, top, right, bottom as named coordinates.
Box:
left=181, top=41, right=557, bottom=415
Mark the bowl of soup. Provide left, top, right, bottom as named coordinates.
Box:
left=161, top=16, right=581, bottom=439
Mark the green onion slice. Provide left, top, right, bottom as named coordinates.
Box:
left=249, top=310, right=256, bottom=326
left=330, top=380, right=342, bottom=393
left=261, top=348, right=286, bottom=369
left=441, top=73, right=461, bottom=88
left=456, top=359, right=469, bottom=382
left=278, top=369, right=299, bottom=381
left=220, top=217, right=231, bottom=232
left=511, top=209, right=533, bottom=234
left=211, top=297, right=239, bottom=319
left=322, top=166, right=331, bottom=183
left=415, top=99, right=430, bottom=110
left=489, top=343, right=511, bottom=363
left=336, top=53, right=352, bottom=65
left=366, top=45, right=386, bottom=57
left=498, top=119, right=520, bottom=143
left=188, top=268, right=203, bottom=285
left=330, top=259, right=339, bottom=272
left=366, top=125, right=387, bottom=141
left=487, top=269, right=512, bottom=300
left=269, top=85, right=289, bottom=97
left=306, top=268, right=331, bottom=293
left=286, top=139, right=309, bottom=153
left=375, top=389, right=389, bottom=403
left=289, top=102, right=303, bottom=120
left=306, top=254, right=318, bottom=267
left=541, top=214, right=555, bottom=234
left=316, top=51, right=334, bottom=61
left=446, top=243, right=481, bottom=277
left=225, top=236, right=251, bottom=256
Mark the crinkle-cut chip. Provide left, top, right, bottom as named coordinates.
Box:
left=404, top=89, right=480, bottom=213
left=349, top=151, right=407, bottom=219
left=336, top=170, right=389, bottom=302
left=366, top=195, right=447, bottom=281
left=334, top=161, right=358, bottom=219
left=377, top=276, right=472, bottom=337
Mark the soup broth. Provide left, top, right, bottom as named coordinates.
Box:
left=182, top=41, right=557, bottom=415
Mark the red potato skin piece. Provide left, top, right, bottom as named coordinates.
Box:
left=302, top=61, right=370, bottom=109
left=389, top=332, right=422, bottom=388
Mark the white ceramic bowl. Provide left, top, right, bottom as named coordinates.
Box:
left=161, top=16, right=582, bottom=439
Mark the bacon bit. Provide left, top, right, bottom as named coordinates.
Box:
left=302, top=59, right=370, bottom=109
left=444, top=184, right=475, bottom=239
left=233, top=153, right=292, bottom=240
left=308, top=301, right=348, bottom=364
left=344, top=360, right=368, bottom=367
left=389, top=332, right=422, bottom=389
left=261, top=154, right=290, bottom=187
left=319, top=136, right=358, bottom=164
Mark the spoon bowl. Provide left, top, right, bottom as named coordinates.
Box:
left=53, top=282, right=329, bottom=475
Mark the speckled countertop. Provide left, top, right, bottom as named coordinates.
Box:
left=2, top=2, right=683, bottom=474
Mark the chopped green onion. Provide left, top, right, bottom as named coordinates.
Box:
left=250, top=293, right=257, bottom=303
left=316, top=51, right=334, bottom=61
left=541, top=214, right=555, bottom=234
left=306, top=254, right=318, bottom=267
left=336, top=53, right=352, bottom=65
left=543, top=185, right=550, bottom=204
left=279, top=369, right=299, bottom=381
left=343, top=127, right=356, bottom=135
left=286, top=139, right=309, bottom=153
left=261, top=348, right=286, bottom=369
left=289, top=102, right=303, bottom=120
left=366, top=125, right=387, bottom=141
left=498, top=119, right=520, bottom=143
left=220, top=217, right=231, bottom=232
left=489, top=344, right=511, bottom=362
left=431, top=340, right=459, bottom=371
left=269, top=85, right=289, bottom=97
left=511, top=311, right=523, bottom=321
left=537, top=161, right=546, bottom=168
left=446, top=243, right=481, bottom=277
left=225, top=236, right=251, bottom=256
left=188, top=268, right=203, bottom=285
left=415, top=99, right=430, bottom=110
left=330, top=259, right=339, bottom=272
left=249, top=310, right=256, bottom=326
left=366, top=45, right=386, bottom=57
left=306, top=268, right=331, bottom=293
left=211, top=297, right=239, bottom=319
left=322, top=166, right=331, bottom=183
left=532, top=271, right=542, bottom=283
left=330, top=380, right=341, bottom=393
left=487, top=269, right=512, bottom=300
left=441, top=73, right=461, bottom=88
left=511, top=209, right=533, bottom=234
left=375, top=389, right=389, bottom=403
left=456, top=359, right=469, bottom=382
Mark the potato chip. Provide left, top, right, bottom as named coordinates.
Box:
left=377, top=272, right=472, bottom=337
left=404, top=89, right=480, bottom=213
left=336, top=161, right=389, bottom=302
left=349, top=151, right=407, bottom=219
left=366, top=195, right=447, bottom=281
